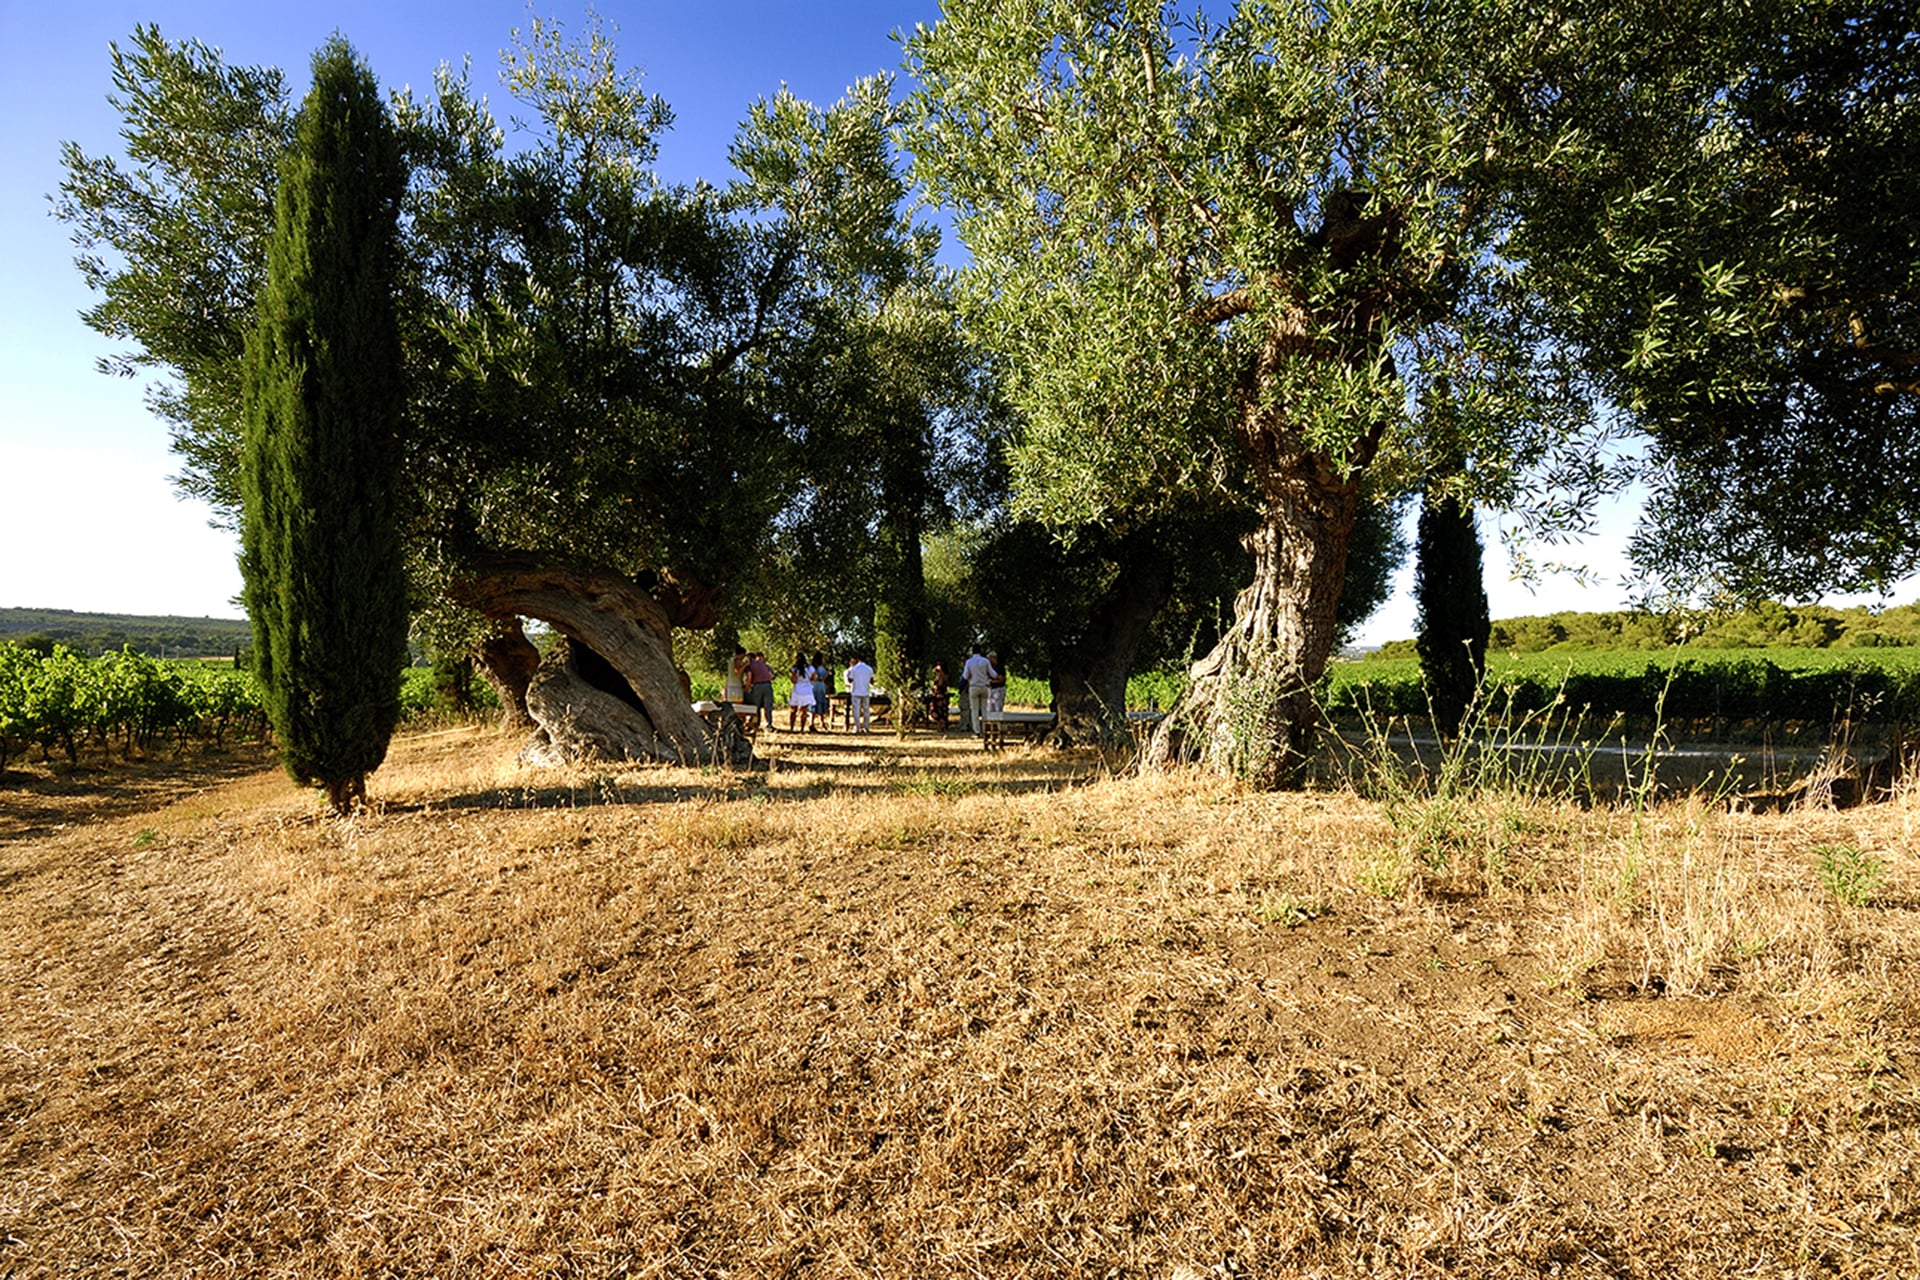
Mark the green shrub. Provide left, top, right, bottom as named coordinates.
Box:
left=1815, top=843, right=1885, bottom=908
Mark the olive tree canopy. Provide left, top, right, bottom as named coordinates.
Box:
left=1510, top=0, right=1920, bottom=603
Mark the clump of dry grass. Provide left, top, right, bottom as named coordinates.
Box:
left=2, top=725, right=1916, bottom=1277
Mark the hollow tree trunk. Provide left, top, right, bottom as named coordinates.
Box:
left=453, top=556, right=749, bottom=767
left=1146, top=459, right=1361, bottom=789
left=1047, top=530, right=1177, bottom=750
left=475, top=617, right=541, bottom=731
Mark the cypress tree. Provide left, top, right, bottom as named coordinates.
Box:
left=1413, top=479, right=1491, bottom=739
left=239, top=37, right=407, bottom=815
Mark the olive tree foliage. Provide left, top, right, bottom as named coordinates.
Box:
left=55, top=26, right=292, bottom=518
left=241, top=38, right=409, bottom=814
left=723, top=81, right=995, bottom=697
left=905, top=0, right=1599, bottom=786
left=1511, top=0, right=1920, bottom=602
left=393, top=18, right=797, bottom=609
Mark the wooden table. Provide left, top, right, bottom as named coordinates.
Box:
left=981, top=709, right=1056, bottom=751
left=828, top=692, right=892, bottom=731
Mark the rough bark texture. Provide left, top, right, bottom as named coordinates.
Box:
left=453, top=556, right=751, bottom=767
left=475, top=618, right=541, bottom=731
left=1046, top=532, right=1177, bottom=750
left=1146, top=458, right=1361, bottom=789
left=518, top=639, right=673, bottom=766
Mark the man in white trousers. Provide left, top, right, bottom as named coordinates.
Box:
left=845, top=654, right=876, bottom=733
left=961, top=644, right=994, bottom=737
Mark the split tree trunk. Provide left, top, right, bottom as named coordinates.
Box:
left=1145, top=459, right=1361, bottom=789
left=475, top=617, right=541, bottom=730
left=454, top=556, right=750, bottom=767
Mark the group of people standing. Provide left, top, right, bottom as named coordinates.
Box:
left=725, top=648, right=777, bottom=726
left=725, top=642, right=1008, bottom=738
left=726, top=646, right=878, bottom=733
left=927, top=643, right=1004, bottom=735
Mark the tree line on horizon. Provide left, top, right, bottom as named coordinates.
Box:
left=1369, top=597, right=1920, bottom=659
left=0, top=609, right=251, bottom=661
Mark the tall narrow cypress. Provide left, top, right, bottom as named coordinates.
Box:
left=240, top=37, right=407, bottom=814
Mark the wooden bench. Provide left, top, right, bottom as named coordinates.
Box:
left=982, top=709, right=1056, bottom=751
left=693, top=700, right=761, bottom=738
left=1126, top=709, right=1167, bottom=744
left=828, top=692, right=892, bottom=732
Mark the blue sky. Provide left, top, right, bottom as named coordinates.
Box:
left=3, top=3, right=1903, bottom=643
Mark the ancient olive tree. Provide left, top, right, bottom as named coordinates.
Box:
left=956, top=493, right=1405, bottom=751
left=392, top=17, right=798, bottom=764
left=724, top=80, right=997, bottom=707
left=240, top=38, right=409, bottom=814
left=906, top=0, right=1597, bottom=786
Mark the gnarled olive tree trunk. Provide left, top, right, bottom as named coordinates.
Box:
left=1146, top=454, right=1361, bottom=789
left=454, top=556, right=751, bottom=767
left=1046, top=530, right=1177, bottom=751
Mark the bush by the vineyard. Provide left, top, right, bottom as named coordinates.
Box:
left=1126, top=668, right=1186, bottom=712
left=399, top=668, right=439, bottom=721
left=398, top=665, right=499, bottom=723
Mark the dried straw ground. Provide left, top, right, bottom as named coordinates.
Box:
left=2, top=725, right=1916, bottom=1278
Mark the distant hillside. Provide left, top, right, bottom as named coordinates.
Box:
left=1369, top=598, right=1920, bottom=658
left=0, top=608, right=249, bottom=659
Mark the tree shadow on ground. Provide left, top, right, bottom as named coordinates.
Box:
left=0, top=743, right=280, bottom=843
left=402, top=727, right=1120, bottom=813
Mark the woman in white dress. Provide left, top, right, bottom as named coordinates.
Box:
left=786, top=654, right=815, bottom=730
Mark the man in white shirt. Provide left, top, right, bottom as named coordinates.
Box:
left=845, top=654, right=876, bottom=733
left=961, top=644, right=994, bottom=737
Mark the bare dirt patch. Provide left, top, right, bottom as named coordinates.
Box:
left=3, top=725, right=1916, bottom=1277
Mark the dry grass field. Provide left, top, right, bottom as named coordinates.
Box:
left=3, top=724, right=1917, bottom=1278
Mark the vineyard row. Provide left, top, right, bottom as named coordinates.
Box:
left=0, top=643, right=454, bottom=773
